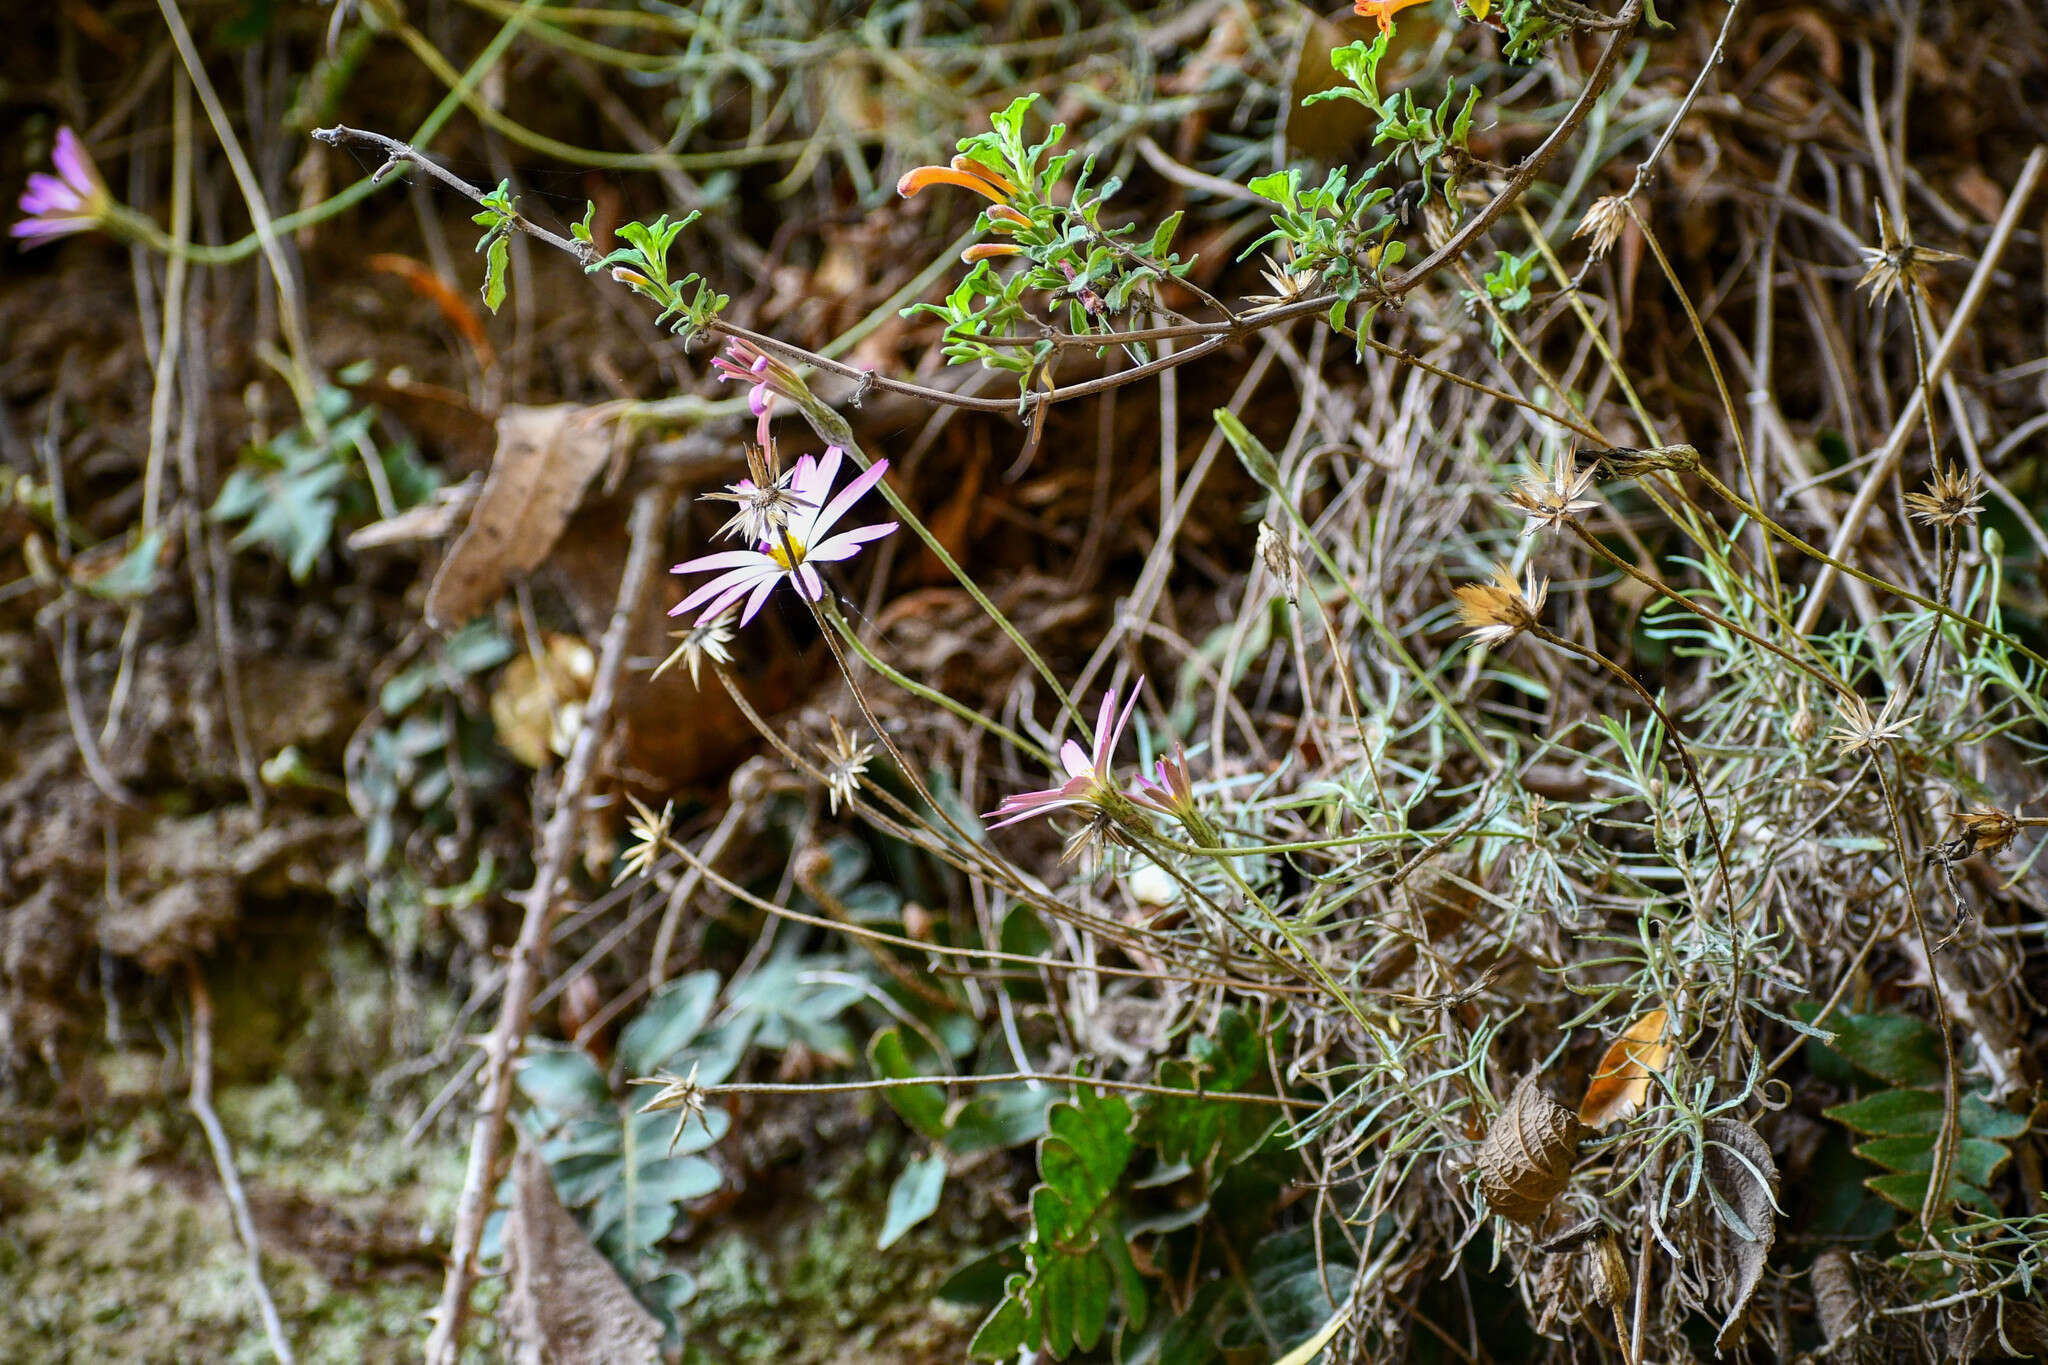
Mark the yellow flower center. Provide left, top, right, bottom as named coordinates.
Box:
left=768, top=536, right=808, bottom=570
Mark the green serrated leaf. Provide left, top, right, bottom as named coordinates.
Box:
left=970, top=1285, right=1032, bottom=1359
left=1825, top=1088, right=2029, bottom=1140
left=1856, top=1135, right=2009, bottom=1187
left=1795, top=1006, right=1943, bottom=1088
left=1866, top=1170, right=1999, bottom=1217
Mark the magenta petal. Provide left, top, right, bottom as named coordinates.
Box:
left=811, top=457, right=889, bottom=539
left=53, top=128, right=97, bottom=196
left=10, top=216, right=87, bottom=243
left=1103, top=677, right=1145, bottom=768
left=807, top=522, right=895, bottom=562
left=22, top=173, right=82, bottom=214
left=678, top=562, right=776, bottom=613
left=674, top=548, right=768, bottom=575
left=735, top=575, right=781, bottom=625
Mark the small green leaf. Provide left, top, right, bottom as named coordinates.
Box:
left=516, top=1049, right=608, bottom=1115
left=483, top=233, right=509, bottom=314
left=879, top=1152, right=947, bottom=1249
left=868, top=1029, right=950, bottom=1142
left=79, top=530, right=164, bottom=600
left=620, top=971, right=722, bottom=1075
left=1215, top=409, right=1281, bottom=488
left=1149, top=210, right=1183, bottom=259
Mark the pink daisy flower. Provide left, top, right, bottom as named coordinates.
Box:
left=13, top=128, right=109, bottom=246
left=671, top=446, right=895, bottom=626
left=985, top=680, right=1145, bottom=829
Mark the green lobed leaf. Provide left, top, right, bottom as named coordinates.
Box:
left=516, top=1049, right=608, bottom=1116
left=1825, top=1088, right=2030, bottom=1140
left=1794, top=1005, right=1943, bottom=1088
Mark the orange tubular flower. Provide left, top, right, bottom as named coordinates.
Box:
left=1355, top=0, right=1433, bottom=28
left=961, top=243, right=1024, bottom=263
left=896, top=154, right=1018, bottom=204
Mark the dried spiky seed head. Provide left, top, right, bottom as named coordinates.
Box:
left=1454, top=564, right=1547, bottom=648
left=1423, top=200, right=1457, bottom=253
left=1477, top=1074, right=1585, bottom=1225
left=1508, top=448, right=1599, bottom=536
left=1574, top=195, right=1629, bottom=260
left=1904, top=465, right=1984, bottom=529
left=1857, top=199, right=1965, bottom=307
left=1789, top=701, right=1816, bottom=745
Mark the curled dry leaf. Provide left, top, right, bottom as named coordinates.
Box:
left=1811, top=1250, right=1873, bottom=1365
left=1578, top=1008, right=1673, bottom=1130
left=1478, top=1073, right=1586, bottom=1225
left=426, top=404, right=617, bottom=629
left=1703, top=1116, right=1779, bottom=1352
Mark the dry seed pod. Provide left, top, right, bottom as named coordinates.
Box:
left=1583, top=1232, right=1630, bottom=1310
left=1478, top=1074, right=1586, bottom=1225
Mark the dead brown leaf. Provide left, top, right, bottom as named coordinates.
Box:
left=425, top=405, right=618, bottom=630
left=1578, top=1008, right=1672, bottom=1130
left=499, top=1145, right=662, bottom=1365
left=1477, top=1073, right=1585, bottom=1225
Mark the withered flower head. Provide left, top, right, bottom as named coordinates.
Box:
left=1933, top=806, right=2019, bottom=864
left=651, top=608, right=736, bottom=689
left=1830, top=691, right=1915, bottom=758
left=1857, top=200, right=1965, bottom=307
left=1256, top=521, right=1302, bottom=606
left=615, top=794, right=674, bottom=885
left=1454, top=564, right=1547, bottom=648
left=1508, top=448, right=1598, bottom=536
left=813, top=715, right=875, bottom=816
left=1573, top=195, right=1629, bottom=261
left=1904, top=465, right=1984, bottom=529
left=1244, top=254, right=1322, bottom=311
left=701, top=442, right=815, bottom=546
left=628, top=1061, right=711, bottom=1155
left=1594, top=443, right=1700, bottom=478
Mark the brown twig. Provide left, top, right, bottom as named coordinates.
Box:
left=187, top=964, right=296, bottom=1365
left=425, top=483, right=670, bottom=1365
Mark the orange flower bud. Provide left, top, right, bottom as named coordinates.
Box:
left=961, top=242, right=1024, bottom=263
